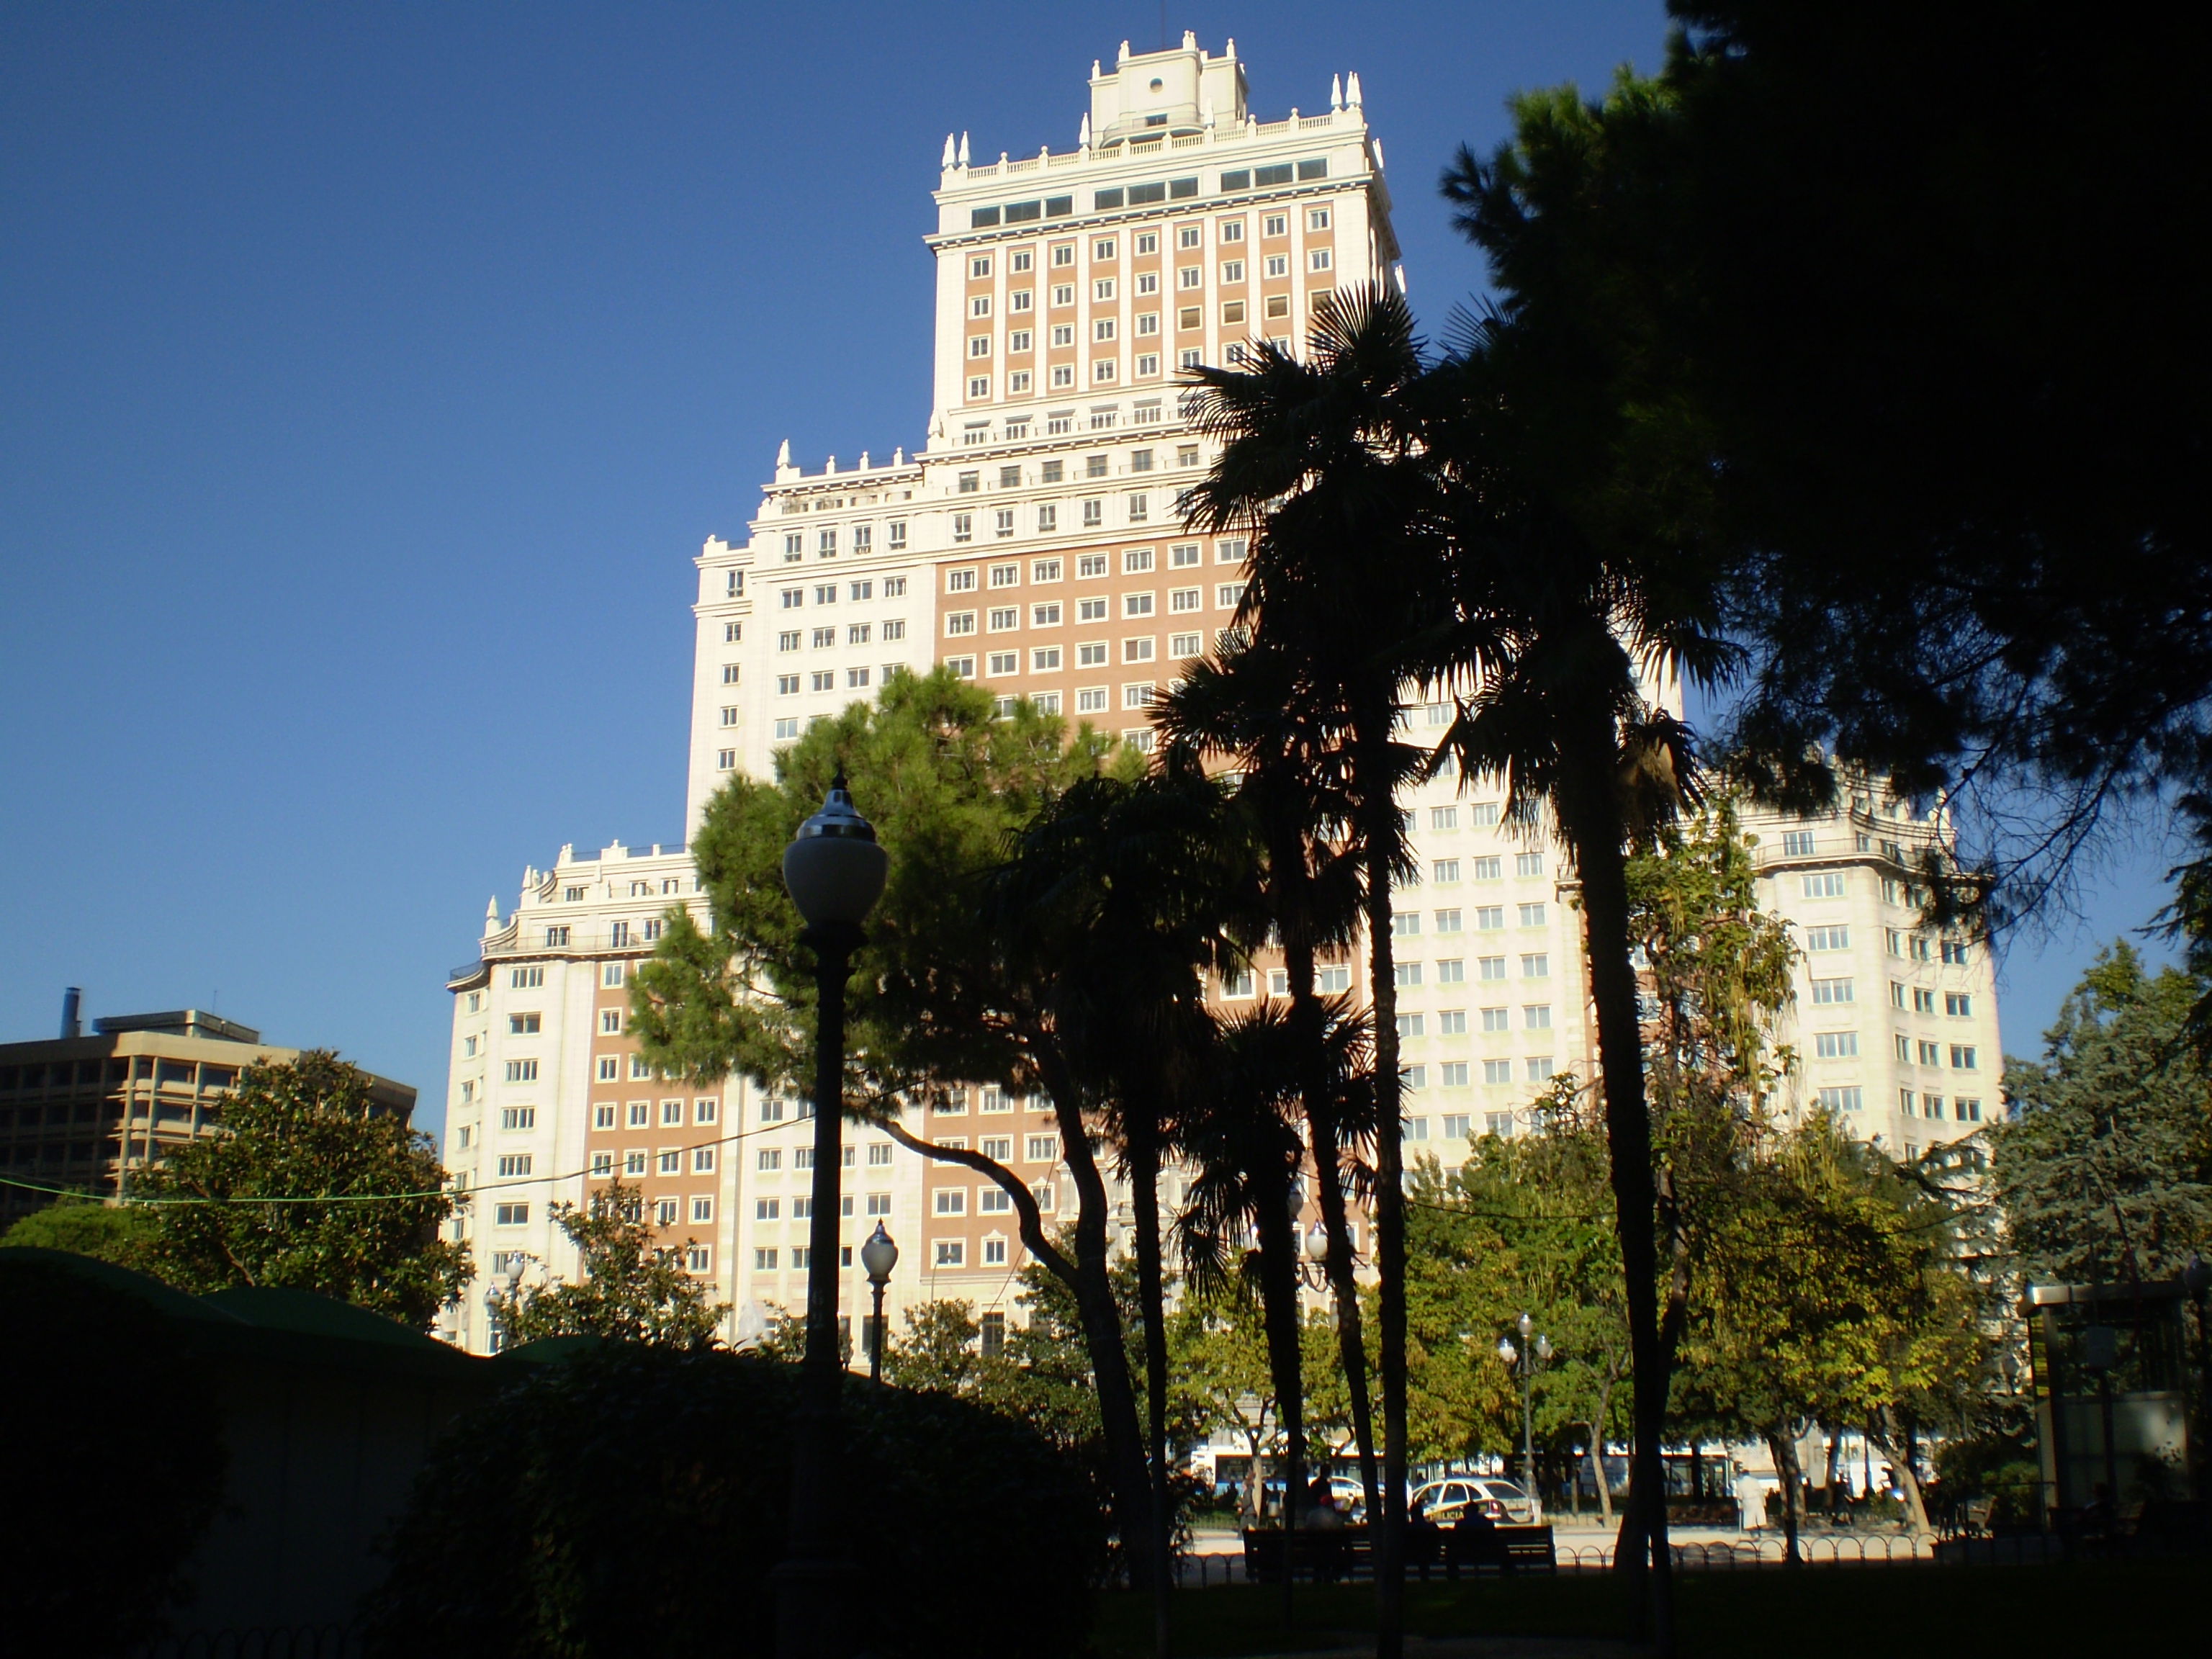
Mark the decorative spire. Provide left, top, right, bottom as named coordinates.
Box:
left=1346, top=71, right=1363, bottom=109
left=893, top=446, right=904, bottom=464
left=1079, top=112, right=1091, bottom=149
left=775, top=437, right=791, bottom=469
left=1118, top=39, right=1130, bottom=63
left=858, top=451, right=870, bottom=469
left=1331, top=74, right=1343, bottom=110
left=957, top=130, right=969, bottom=167
left=1182, top=29, right=1197, bottom=49
left=940, top=132, right=956, bottom=168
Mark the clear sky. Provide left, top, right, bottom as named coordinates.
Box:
left=0, top=2, right=2179, bottom=1138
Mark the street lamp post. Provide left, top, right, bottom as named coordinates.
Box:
left=774, top=773, right=889, bottom=1659
left=862, top=1222, right=899, bottom=1385
left=1497, top=1312, right=1552, bottom=1523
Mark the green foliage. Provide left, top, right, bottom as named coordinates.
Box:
left=1402, top=1130, right=1624, bottom=1468
left=1993, top=943, right=2212, bottom=1283
left=0, top=1195, right=161, bottom=1270
left=363, top=1344, right=1102, bottom=1659
left=0, top=1255, right=227, bottom=1655
left=132, top=1051, right=469, bottom=1329
left=488, top=1182, right=724, bottom=1348
left=629, top=664, right=1116, bottom=1103
left=1453, top=7, right=2207, bottom=925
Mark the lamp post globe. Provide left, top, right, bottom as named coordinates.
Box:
left=1303, top=1222, right=1329, bottom=1264
left=861, top=1222, right=899, bottom=1385
left=775, top=770, right=887, bottom=1659
left=1498, top=1336, right=1517, bottom=1366
left=1519, top=1310, right=1534, bottom=1342
left=783, top=772, right=890, bottom=929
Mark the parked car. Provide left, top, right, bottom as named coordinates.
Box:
left=1408, top=1476, right=1534, bottom=1524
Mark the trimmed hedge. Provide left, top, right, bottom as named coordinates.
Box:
left=0, top=1254, right=226, bottom=1656
left=364, top=1345, right=1104, bottom=1658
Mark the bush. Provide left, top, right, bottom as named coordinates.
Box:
left=0, top=1254, right=226, bottom=1655
left=364, top=1345, right=1104, bottom=1659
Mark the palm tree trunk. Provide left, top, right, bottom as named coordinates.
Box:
left=1564, top=770, right=1676, bottom=1656
left=1254, top=1171, right=1305, bottom=1623
left=1128, top=1126, right=1175, bottom=1655
left=1280, top=861, right=1381, bottom=1529
left=1354, top=711, right=1408, bottom=1659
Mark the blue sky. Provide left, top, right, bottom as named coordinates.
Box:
left=0, top=3, right=2178, bottom=1136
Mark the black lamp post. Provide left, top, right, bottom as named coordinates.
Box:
left=1497, top=1311, right=1552, bottom=1522
left=862, top=1221, right=899, bottom=1384
left=774, top=773, right=888, bottom=1659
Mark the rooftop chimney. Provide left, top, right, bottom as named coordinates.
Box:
left=60, top=987, right=82, bottom=1039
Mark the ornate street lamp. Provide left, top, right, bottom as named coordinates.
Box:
left=861, top=1221, right=899, bottom=1385
left=1498, top=1312, right=1552, bottom=1522
left=774, top=772, right=888, bottom=1659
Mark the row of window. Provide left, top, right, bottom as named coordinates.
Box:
left=956, top=454, right=1207, bottom=495
left=776, top=622, right=907, bottom=651
left=1402, top=1059, right=1556, bottom=1089
left=754, top=1192, right=894, bottom=1219
left=588, top=1099, right=719, bottom=1130
left=943, top=541, right=1241, bottom=579
left=1426, top=854, right=1545, bottom=883
left=1397, top=1003, right=1554, bottom=1035
left=1395, top=904, right=1548, bottom=935
left=776, top=576, right=910, bottom=607
left=779, top=526, right=907, bottom=562
left=966, top=178, right=1330, bottom=235
left=1426, top=804, right=1506, bottom=830
left=969, top=256, right=1334, bottom=329
left=583, top=1146, right=719, bottom=1177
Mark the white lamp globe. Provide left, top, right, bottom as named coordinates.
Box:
left=783, top=772, right=889, bottom=927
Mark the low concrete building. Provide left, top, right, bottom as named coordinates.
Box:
left=0, top=995, right=416, bottom=1226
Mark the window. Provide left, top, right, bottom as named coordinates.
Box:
left=1915, top=987, right=1938, bottom=1013
left=1395, top=964, right=1424, bottom=989
left=1216, top=583, right=1244, bottom=609
left=753, top=1249, right=778, bottom=1271
left=1219, top=219, right=1244, bottom=242
left=1946, top=993, right=1973, bottom=1017
left=935, top=1241, right=964, bottom=1267
left=1122, top=680, right=1154, bottom=707
left=508, top=1012, right=541, bottom=1035
left=1317, top=964, right=1352, bottom=993
left=1518, top=903, right=1546, bottom=927
left=1950, top=1045, right=1979, bottom=1070
left=494, top=1202, right=529, bottom=1227
left=1308, top=207, right=1331, bottom=231
left=1806, top=925, right=1851, bottom=952
left=1473, top=907, right=1504, bottom=931
left=1803, top=872, right=1848, bottom=898
left=1169, top=632, right=1201, bottom=657
left=1264, top=253, right=1288, bottom=278
left=934, top=1188, right=966, bottom=1216
left=1435, top=958, right=1466, bottom=985
left=988, top=606, right=1018, bottom=631
left=544, top=926, right=570, bottom=947
left=1783, top=830, right=1818, bottom=856
left=773, top=718, right=799, bottom=740
left=505, top=1060, right=538, bottom=1082
left=1093, top=238, right=1116, bottom=261
left=1956, top=1097, right=1984, bottom=1123
left=1515, top=852, right=1545, bottom=878
left=1123, top=592, right=1154, bottom=617
left=1521, top=953, right=1550, bottom=977
left=1082, top=498, right=1102, bottom=525
left=945, top=613, right=975, bottom=636
left=1524, top=1004, right=1552, bottom=1029
left=1478, top=956, right=1508, bottom=981
left=1481, top=1006, right=1509, bottom=1032
left=1811, top=977, right=1856, bottom=1004
left=496, top=1154, right=532, bottom=1177
left=1527, top=1056, right=1554, bottom=1081
left=809, top=671, right=833, bottom=691
left=757, top=1148, right=781, bottom=1172
left=1816, top=1086, right=1863, bottom=1114
left=1483, top=1060, right=1513, bottom=1084
left=811, top=627, right=835, bottom=649
left=1123, top=639, right=1155, bottom=664
left=882, top=619, right=905, bottom=641
left=1815, top=1031, right=1860, bottom=1058
left=1076, top=687, right=1108, bottom=713
left=1437, top=1010, right=1469, bottom=1036
left=1032, top=646, right=1062, bottom=671
left=1941, top=939, right=1972, bottom=966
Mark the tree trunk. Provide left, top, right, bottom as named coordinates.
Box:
left=1563, top=760, right=1676, bottom=1656
left=1254, top=1169, right=1305, bottom=1622
left=1588, top=1430, right=1613, bottom=1526
left=1354, top=711, right=1408, bottom=1659
left=1128, top=1125, right=1175, bottom=1654
left=1050, top=1086, right=1156, bottom=1595
left=1282, top=886, right=1381, bottom=1530
left=1768, top=1431, right=1804, bottom=1566
left=1874, top=1406, right=1933, bottom=1537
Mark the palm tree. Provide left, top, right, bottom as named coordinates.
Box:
left=1182, top=286, right=1444, bottom=1653
left=1158, top=632, right=1384, bottom=1524
left=1174, top=999, right=1313, bottom=1617
left=984, top=758, right=1258, bottom=1654
left=1419, top=316, right=1736, bottom=1653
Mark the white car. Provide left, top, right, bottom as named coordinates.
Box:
left=1409, top=1476, right=1535, bottom=1524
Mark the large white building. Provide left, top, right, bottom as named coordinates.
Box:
left=440, top=37, right=2001, bottom=1357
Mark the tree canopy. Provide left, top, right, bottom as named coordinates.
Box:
left=489, top=1180, right=724, bottom=1348
left=130, top=1051, right=468, bottom=1329
left=1994, top=945, right=2212, bottom=1285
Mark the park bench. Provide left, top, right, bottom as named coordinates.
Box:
left=1240, top=1524, right=1371, bottom=1582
